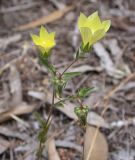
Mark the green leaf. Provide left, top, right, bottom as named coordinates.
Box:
left=78, top=87, right=96, bottom=98
left=38, top=120, right=51, bottom=142
left=53, top=96, right=75, bottom=107
left=53, top=100, right=65, bottom=108
left=63, top=72, right=81, bottom=80
left=35, top=112, right=46, bottom=128
left=74, top=106, right=89, bottom=126
left=35, top=112, right=51, bottom=143
left=51, top=77, right=66, bottom=97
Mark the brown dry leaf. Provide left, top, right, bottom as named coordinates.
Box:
left=84, top=125, right=108, bottom=160
left=9, top=65, right=22, bottom=105
left=0, top=137, right=10, bottom=155
left=87, top=112, right=109, bottom=128
left=48, top=139, right=61, bottom=160
left=0, top=126, right=29, bottom=140
left=15, top=5, right=74, bottom=31
left=0, top=102, right=36, bottom=123
left=0, top=83, right=10, bottom=113
left=112, top=148, right=135, bottom=160
left=67, top=65, right=103, bottom=73
left=93, top=42, right=125, bottom=79
left=27, top=90, right=46, bottom=101
left=55, top=140, right=82, bottom=152
left=0, top=34, right=21, bottom=50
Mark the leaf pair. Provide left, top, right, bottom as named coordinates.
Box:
left=74, top=106, right=89, bottom=126
left=52, top=71, right=81, bottom=97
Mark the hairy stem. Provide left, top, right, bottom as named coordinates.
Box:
left=37, top=88, right=55, bottom=160
left=37, top=53, right=80, bottom=160
left=61, top=59, right=77, bottom=76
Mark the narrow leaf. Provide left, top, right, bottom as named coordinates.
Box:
left=63, top=72, right=81, bottom=80
left=78, top=87, right=96, bottom=98
left=35, top=112, right=46, bottom=128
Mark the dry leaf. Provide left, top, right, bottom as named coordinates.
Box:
left=0, top=126, right=29, bottom=140
left=55, top=140, right=82, bottom=152
left=24, top=155, right=36, bottom=160
left=87, top=112, right=109, bottom=128
left=0, top=34, right=21, bottom=50
left=112, top=148, right=135, bottom=160
left=0, top=137, right=10, bottom=154
left=104, top=39, right=131, bottom=75
left=0, top=83, right=10, bottom=113
left=9, top=65, right=22, bottom=105
left=0, top=102, right=36, bottom=123
left=93, top=42, right=125, bottom=79
left=28, top=91, right=46, bottom=100
left=67, top=65, right=103, bottom=73
left=57, top=102, right=77, bottom=120
left=84, top=125, right=108, bottom=160
left=48, top=139, right=61, bottom=160
left=15, top=5, right=74, bottom=31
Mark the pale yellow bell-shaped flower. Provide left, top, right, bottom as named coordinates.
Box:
left=31, top=26, right=56, bottom=56
left=78, top=11, right=111, bottom=49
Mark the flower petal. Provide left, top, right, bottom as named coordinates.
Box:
left=31, top=34, right=41, bottom=45
left=44, top=41, right=55, bottom=48
left=101, top=20, right=111, bottom=32
left=43, top=32, right=55, bottom=48
left=40, top=26, right=48, bottom=40
left=78, top=12, right=88, bottom=29
left=87, top=11, right=101, bottom=32
left=80, top=27, right=92, bottom=46
left=92, top=29, right=105, bottom=44
left=49, top=32, right=55, bottom=41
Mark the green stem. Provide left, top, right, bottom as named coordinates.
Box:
left=37, top=141, right=43, bottom=160
left=82, top=126, right=86, bottom=160
left=46, top=88, right=55, bottom=124
left=61, top=59, right=77, bottom=76
left=77, top=97, right=84, bottom=109
left=37, top=88, right=55, bottom=160
left=37, top=49, right=84, bottom=160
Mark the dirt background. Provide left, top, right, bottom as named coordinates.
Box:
left=0, top=0, right=135, bottom=160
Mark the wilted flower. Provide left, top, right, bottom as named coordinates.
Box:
left=31, top=26, right=55, bottom=56
left=78, top=11, right=111, bottom=50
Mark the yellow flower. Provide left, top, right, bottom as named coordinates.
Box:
left=78, top=11, right=111, bottom=49
left=31, top=26, right=55, bottom=55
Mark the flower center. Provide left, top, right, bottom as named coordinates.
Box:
left=42, top=41, right=46, bottom=45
